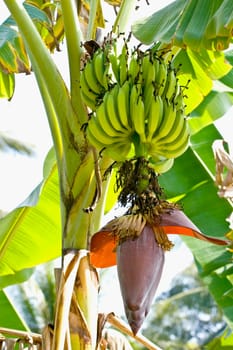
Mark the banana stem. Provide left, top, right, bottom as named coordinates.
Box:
left=30, top=57, right=63, bottom=171
left=60, top=0, right=87, bottom=125
left=3, top=0, right=84, bottom=187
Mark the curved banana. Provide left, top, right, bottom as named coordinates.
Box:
left=105, top=87, right=129, bottom=134
left=129, top=83, right=139, bottom=124
left=154, top=60, right=167, bottom=96
left=155, top=121, right=190, bottom=159
left=108, top=51, right=120, bottom=83
left=96, top=100, right=121, bottom=138
left=173, top=89, right=185, bottom=111
left=128, top=51, right=141, bottom=84
left=93, top=49, right=110, bottom=90
left=105, top=141, right=133, bottom=162
left=87, top=115, right=116, bottom=145
left=142, top=53, right=156, bottom=89
left=151, top=100, right=177, bottom=142
left=119, top=42, right=129, bottom=86
left=80, top=87, right=98, bottom=111
left=162, top=68, right=177, bottom=102
left=86, top=122, right=106, bottom=151
left=117, top=80, right=131, bottom=129
left=150, top=157, right=174, bottom=174
left=146, top=95, right=164, bottom=143
left=82, top=59, right=102, bottom=95
left=131, top=94, right=146, bottom=143
left=143, top=82, right=154, bottom=119
left=80, top=67, right=100, bottom=109
left=156, top=108, right=186, bottom=145
left=87, top=121, right=131, bottom=162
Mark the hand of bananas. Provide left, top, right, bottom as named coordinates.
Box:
left=80, top=33, right=190, bottom=173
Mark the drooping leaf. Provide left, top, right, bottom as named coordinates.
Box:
left=172, top=48, right=231, bottom=113
left=0, top=268, right=33, bottom=290
left=219, top=49, right=233, bottom=89
left=132, top=0, right=233, bottom=51
left=189, top=91, right=233, bottom=134
left=190, top=124, right=226, bottom=175
left=0, top=24, right=30, bottom=74
left=203, top=272, right=233, bottom=329
left=4, top=1, right=63, bottom=52
left=0, top=164, right=61, bottom=277
left=132, top=0, right=186, bottom=46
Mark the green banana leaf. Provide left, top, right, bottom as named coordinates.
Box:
left=0, top=160, right=61, bottom=280
left=0, top=290, right=29, bottom=330
left=159, top=123, right=233, bottom=328
left=189, top=91, right=233, bottom=134
left=132, top=0, right=233, bottom=50
left=0, top=268, right=33, bottom=290
left=0, top=23, right=30, bottom=75
left=206, top=330, right=233, bottom=349
left=168, top=48, right=231, bottom=114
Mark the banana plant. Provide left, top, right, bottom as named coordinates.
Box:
left=0, top=0, right=233, bottom=349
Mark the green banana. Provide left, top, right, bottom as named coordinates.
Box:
left=104, top=89, right=130, bottom=135
left=117, top=80, right=131, bottom=129
left=131, top=94, right=146, bottom=143
left=155, top=108, right=186, bottom=145
left=128, top=51, right=141, bottom=84
left=82, top=59, right=102, bottom=95
left=107, top=38, right=120, bottom=83
left=129, top=83, right=139, bottom=121
left=87, top=115, right=117, bottom=145
left=162, top=68, right=178, bottom=102
left=150, top=157, right=174, bottom=174
left=96, top=100, right=121, bottom=138
left=155, top=121, right=190, bottom=159
left=119, top=42, right=129, bottom=86
left=173, top=88, right=185, bottom=111
left=146, top=95, right=164, bottom=143
left=87, top=120, right=131, bottom=161
left=80, top=87, right=98, bottom=111
left=154, top=60, right=167, bottom=95
left=108, top=52, right=120, bottom=83
left=151, top=100, right=177, bottom=142
left=93, top=49, right=110, bottom=90
left=105, top=141, right=133, bottom=162
left=141, top=53, right=156, bottom=89
left=143, top=82, right=154, bottom=119
left=86, top=122, right=106, bottom=151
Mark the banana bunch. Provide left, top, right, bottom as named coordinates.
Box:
left=82, top=33, right=190, bottom=172
left=80, top=47, right=111, bottom=111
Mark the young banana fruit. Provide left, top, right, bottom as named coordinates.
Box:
left=82, top=32, right=190, bottom=168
